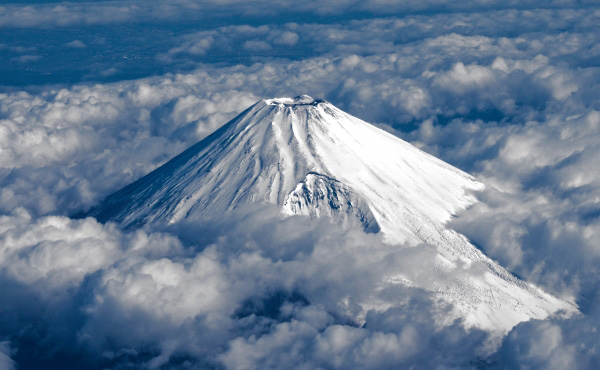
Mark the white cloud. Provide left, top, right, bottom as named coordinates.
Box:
left=65, top=40, right=86, bottom=49
left=10, top=54, right=40, bottom=63
left=433, top=62, right=496, bottom=91
left=0, top=1, right=597, bottom=29
left=243, top=40, right=272, bottom=52
left=0, top=204, right=495, bottom=368
left=0, top=341, right=15, bottom=370
left=1, top=1, right=600, bottom=368
left=273, top=31, right=299, bottom=46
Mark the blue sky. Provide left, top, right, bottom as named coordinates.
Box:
left=1, top=1, right=600, bottom=369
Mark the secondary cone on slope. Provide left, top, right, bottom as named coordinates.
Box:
left=88, top=95, right=577, bottom=333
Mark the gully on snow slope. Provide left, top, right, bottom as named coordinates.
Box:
left=89, top=95, right=577, bottom=334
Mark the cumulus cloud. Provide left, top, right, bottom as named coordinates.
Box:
left=0, top=341, right=15, bottom=370
left=0, top=82, right=259, bottom=216
left=1, top=1, right=599, bottom=29
left=4, top=6, right=600, bottom=85
left=158, top=8, right=600, bottom=70
left=405, top=99, right=600, bottom=299
left=65, top=40, right=86, bottom=49
left=495, top=306, right=600, bottom=369
left=0, top=205, right=495, bottom=368
left=10, top=54, right=40, bottom=63
left=377, top=17, right=600, bottom=366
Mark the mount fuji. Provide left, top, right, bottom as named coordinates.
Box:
left=88, top=95, right=577, bottom=333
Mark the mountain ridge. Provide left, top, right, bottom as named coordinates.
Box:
left=87, top=95, right=577, bottom=333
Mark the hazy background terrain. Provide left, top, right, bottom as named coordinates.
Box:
left=1, top=1, right=599, bottom=368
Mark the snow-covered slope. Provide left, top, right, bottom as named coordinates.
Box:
left=282, top=172, right=381, bottom=233
left=89, top=95, right=576, bottom=332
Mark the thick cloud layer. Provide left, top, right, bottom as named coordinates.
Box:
left=1, top=1, right=600, bottom=369
left=0, top=206, right=496, bottom=369
left=2, top=6, right=599, bottom=85
left=2, top=1, right=598, bottom=29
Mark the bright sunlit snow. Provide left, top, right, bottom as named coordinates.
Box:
left=90, top=96, right=576, bottom=334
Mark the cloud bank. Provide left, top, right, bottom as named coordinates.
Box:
left=1, top=0, right=600, bottom=369
left=0, top=206, right=497, bottom=368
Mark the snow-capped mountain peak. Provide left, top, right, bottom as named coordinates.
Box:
left=88, top=96, right=577, bottom=333
left=90, top=95, right=480, bottom=239
left=264, top=95, right=323, bottom=106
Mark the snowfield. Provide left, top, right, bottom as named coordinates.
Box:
left=89, top=95, right=577, bottom=334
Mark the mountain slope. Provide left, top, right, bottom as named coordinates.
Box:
left=282, top=172, right=381, bottom=233
left=89, top=95, right=576, bottom=332
left=90, top=95, right=481, bottom=243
